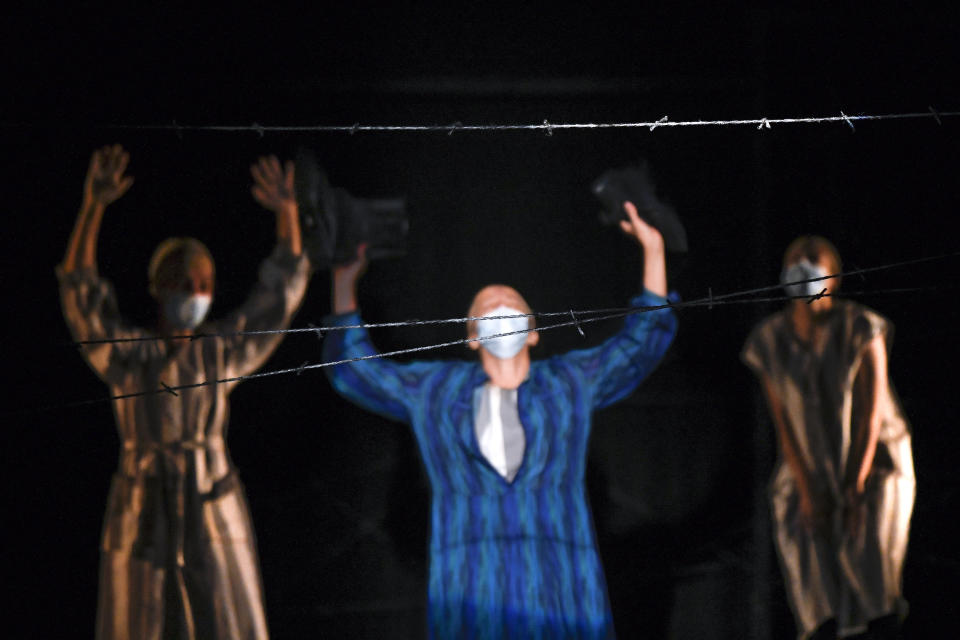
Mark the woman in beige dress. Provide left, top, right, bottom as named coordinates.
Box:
left=742, top=236, right=914, bottom=640
left=58, top=145, right=310, bottom=639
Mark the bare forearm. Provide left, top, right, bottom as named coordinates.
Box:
left=852, top=416, right=882, bottom=491
left=275, top=204, right=302, bottom=256
left=847, top=337, right=887, bottom=492
left=332, top=272, right=359, bottom=314
left=80, top=201, right=106, bottom=270
left=62, top=200, right=105, bottom=273
left=642, top=245, right=667, bottom=297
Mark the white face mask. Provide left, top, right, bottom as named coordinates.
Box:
left=781, top=259, right=829, bottom=299
left=475, top=305, right=531, bottom=360
left=163, top=293, right=212, bottom=330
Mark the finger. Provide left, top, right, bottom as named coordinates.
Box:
left=259, top=155, right=279, bottom=181
left=622, top=200, right=642, bottom=227
left=268, top=155, right=282, bottom=178
left=619, top=220, right=632, bottom=234
left=107, top=144, right=124, bottom=172
left=284, top=159, right=295, bottom=188
left=349, top=243, right=370, bottom=268
left=88, top=149, right=102, bottom=176
left=257, top=156, right=272, bottom=181
left=108, top=146, right=123, bottom=169
left=116, top=176, right=134, bottom=197
left=115, top=150, right=130, bottom=177
left=250, top=163, right=267, bottom=187
left=251, top=185, right=270, bottom=206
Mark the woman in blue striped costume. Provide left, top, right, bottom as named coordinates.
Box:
left=323, top=201, right=676, bottom=638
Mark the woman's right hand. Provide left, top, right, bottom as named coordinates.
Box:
left=84, top=144, right=134, bottom=207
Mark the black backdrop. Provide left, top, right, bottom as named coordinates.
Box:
left=2, top=5, right=958, bottom=638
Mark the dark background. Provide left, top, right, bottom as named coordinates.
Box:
left=2, top=5, right=958, bottom=638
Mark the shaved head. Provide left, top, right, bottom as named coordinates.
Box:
left=467, top=285, right=533, bottom=336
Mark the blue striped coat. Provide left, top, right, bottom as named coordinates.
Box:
left=323, top=291, right=677, bottom=638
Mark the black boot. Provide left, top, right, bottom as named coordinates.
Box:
left=809, top=618, right=838, bottom=640
left=867, top=613, right=902, bottom=640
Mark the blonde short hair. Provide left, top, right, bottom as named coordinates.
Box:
left=148, top=237, right=214, bottom=297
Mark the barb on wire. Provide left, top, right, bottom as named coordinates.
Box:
left=649, top=116, right=669, bottom=131
left=3, top=109, right=947, bottom=135
left=806, top=288, right=829, bottom=304
left=66, top=250, right=960, bottom=348
left=570, top=310, right=585, bottom=337
left=840, top=110, right=856, bottom=132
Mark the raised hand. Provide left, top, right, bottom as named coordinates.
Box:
left=84, top=144, right=134, bottom=207
left=620, top=200, right=667, bottom=297
left=251, top=155, right=296, bottom=215
left=619, top=201, right=665, bottom=254
left=332, top=244, right=368, bottom=314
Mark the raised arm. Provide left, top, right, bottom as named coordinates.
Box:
left=620, top=200, right=667, bottom=297
left=219, top=156, right=310, bottom=381
left=561, top=201, right=676, bottom=408
left=250, top=155, right=302, bottom=256
left=323, top=246, right=437, bottom=423
left=62, top=145, right=134, bottom=274
left=59, top=146, right=140, bottom=383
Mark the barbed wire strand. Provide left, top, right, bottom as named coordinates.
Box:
left=68, top=250, right=960, bottom=347
left=34, top=305, right=648, bottom=413
left=21, top=285, right=951, bottom=415
left=16, top=250, right=955, bottom=414
left=70, top=109, right=958, bottom=134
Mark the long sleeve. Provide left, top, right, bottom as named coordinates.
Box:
left=561, top=288, right=677, bottom=409
left=322, top=312, right=438, bottom=424
left=218, top=246, right=310, bottom=381
left=57, top=265, right=147, bottom=385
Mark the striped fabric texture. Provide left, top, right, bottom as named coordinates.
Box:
left=323, top=290, right=677, bottom=638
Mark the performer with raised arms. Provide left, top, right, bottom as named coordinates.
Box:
left=58, top=145, right=310, bottom=639
left=323, top=199, right=676, bottom=637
